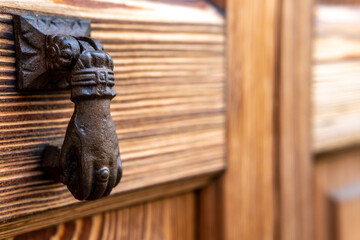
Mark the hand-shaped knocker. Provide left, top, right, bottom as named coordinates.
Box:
left=43, top=35, right=122, bottom=200
left=13, top=14, right=122, bottom=200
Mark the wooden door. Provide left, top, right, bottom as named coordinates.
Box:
left=2, top=0, right=360, bottom=240
left=0, top=1, right=226, bottom=239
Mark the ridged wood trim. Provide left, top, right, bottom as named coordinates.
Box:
left=0, top=174, right=212, bottom=239
left=12, top=192, right=196, bottom=240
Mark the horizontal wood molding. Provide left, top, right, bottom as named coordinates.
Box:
left=0, top=174, right=214, bottom=239
left=13, top=192, right=196, bottom=240
left=0, top=0, right=226, bottom=230
left=313, top=5, right=360, bottom=152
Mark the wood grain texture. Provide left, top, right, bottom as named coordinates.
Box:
left=329, top=181, right=360, bottom=240
left=313, top=5, right=360, bottom=152
left=224, top=0, right=314, bottom=239
left=224, top=0, right=278, bottom=239
left=278, top=0, right=314, bottom=239
left=0, top=0, right=225, bottom=229
left=0, top=174, right=212, bottom=239
left=11, top=192, right=196, bottom=240
left=314, top=147, right=360, bottom=240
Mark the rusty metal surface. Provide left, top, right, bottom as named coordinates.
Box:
left=13, top=14, right=122, bottom=200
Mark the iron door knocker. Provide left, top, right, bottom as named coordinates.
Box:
left=13, top=14, right=122, bottom=200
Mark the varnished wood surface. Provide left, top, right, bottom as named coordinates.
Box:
left=10, top=192, right=196, bottom=240
left=314, top=147, right=360, bottom=240
left=313, top=5, right=360, bottom=152
left=224, top=0, right=278, bottom=239
left=0, top=0, right=225, bottom=230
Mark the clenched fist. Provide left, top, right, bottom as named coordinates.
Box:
left=57, top=49, right=122, bottom=200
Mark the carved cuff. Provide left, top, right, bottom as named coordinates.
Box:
left=70, top=50, right=116, bottom=100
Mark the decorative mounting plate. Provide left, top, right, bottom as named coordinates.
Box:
left=13, top=14, right=91, bottom=90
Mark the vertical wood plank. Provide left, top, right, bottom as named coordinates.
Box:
left=197, top=180, right=222, bottom=240
left=224, top=0, right=314, bottom=239
left=225, top=0, right=279, bottom=239
left=278, top=0, right=314, bottom=239
left=13, top=193, right=195, bottom=240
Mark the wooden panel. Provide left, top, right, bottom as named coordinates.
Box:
left=0, top=174, right=212, bottom=239
left=329, top=182, right=360, bottom=240
left=0, top=0, right=225, bottom=228
left=224, top=0, right=314, bottom=239
left=313, top=5, right=360, bottom=152
left=11, top=192, right=195, bottom=240
left=314, top=147, right=360, bottom=240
